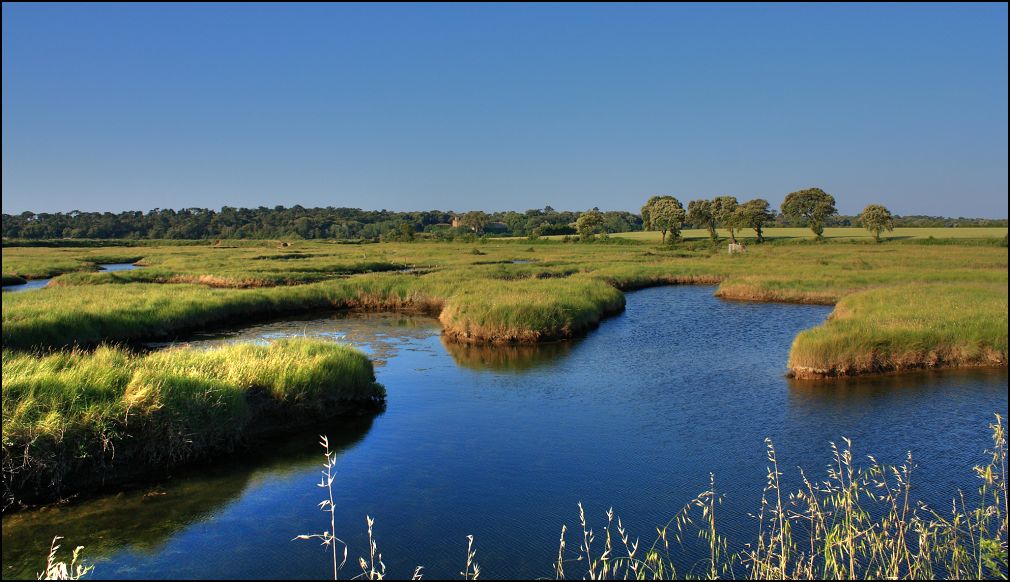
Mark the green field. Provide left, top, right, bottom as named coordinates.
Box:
left=3, top=235, right=1006, bottom=374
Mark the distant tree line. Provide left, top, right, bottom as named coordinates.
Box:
left=1, top=197, right=1003, bottom=241
left=0, top=206, right=643, bottom=241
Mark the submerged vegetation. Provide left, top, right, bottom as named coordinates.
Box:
left=1, top=339, right=384, bottom=506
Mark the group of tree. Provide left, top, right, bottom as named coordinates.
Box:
left=643, top=194, right=776, bottom=243
left=640, top=187, right=938, bottom=243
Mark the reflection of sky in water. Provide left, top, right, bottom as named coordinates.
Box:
left=4, top=287, right=1007, bottom=580
left=150, top=311, right=441, bottom=366
left=1, top=278, right=51, bottom=293
left=2, top=263, right=141, bottom=292
left=98, top=263, right=142, bottom=272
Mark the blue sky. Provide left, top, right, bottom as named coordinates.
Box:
left=2, top=3, right=1007, bottom=216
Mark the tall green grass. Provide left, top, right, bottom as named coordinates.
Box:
left=2, top=339, right=384, bottom=506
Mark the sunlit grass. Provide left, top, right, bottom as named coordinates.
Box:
left=789, top=283, right=1008, bottom=376
left=2, top=339, right=384, bottom=505
left=3, top=238, right=1008, bottom=376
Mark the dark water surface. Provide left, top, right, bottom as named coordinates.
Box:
left=3, top=286, right=1007, bottom=579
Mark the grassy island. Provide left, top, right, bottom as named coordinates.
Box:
left=2, top=339, right=384, bottom=505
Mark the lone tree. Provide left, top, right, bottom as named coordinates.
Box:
left=712, top=196, right=740, bottom=243
left=734, top=199, right=774, bottom=243
left=687, top=199, right=719, bottom=241
left=643, top=196, right=686, bottom=243
left=859, top=203, right=894, bottom=242
left=780, top=187, right=837, bottom=239
left=575, top=208, right=606, bottom=241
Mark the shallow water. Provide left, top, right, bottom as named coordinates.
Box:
left=1, top=263, right=141, bottom=293
left=0, top=278, right=51, bottom=293
left=3, top=286, right=1007, bottom=579
left=97, top=262, right=142, bottom=272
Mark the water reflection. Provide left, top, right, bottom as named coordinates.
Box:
left=151, top=310, right=583, bottom=373
left=1, top=278, right=51, bottom=293
left=148, top=311, right=442, bottom=366
left=788, top=367, right=1009, bottom=400
left=1, top=416, right=375, bottom=580
left=1, top=263, right=143, bottom=293
left=441, top=337, right=574, bottom=372
left=98, top=263, right=143, bottom=272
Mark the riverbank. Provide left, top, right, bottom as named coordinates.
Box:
left=1, top=339, right=385, bottom=507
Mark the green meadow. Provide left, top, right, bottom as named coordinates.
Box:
left=3, top=231, right=1007, bottom=377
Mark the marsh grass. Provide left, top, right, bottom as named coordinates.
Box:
left=789, top=283, right=1008, bottom=377
left=3, top=238, right=1007, bottom=376
left=2, top=339, right=384, bottom=506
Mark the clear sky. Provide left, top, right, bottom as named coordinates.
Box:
left=2, top=3, right=1007, bottom=216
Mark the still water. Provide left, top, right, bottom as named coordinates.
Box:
left=1, top=263, right=141, bottom=293
left=3, top=286, right=1007, bottom=579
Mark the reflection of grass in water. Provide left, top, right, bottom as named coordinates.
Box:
left=441, top=336, right=574, bottom=372
left=1, top=416, right=375, bottom=580
left=788, top=367, right=1009, bottom=403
